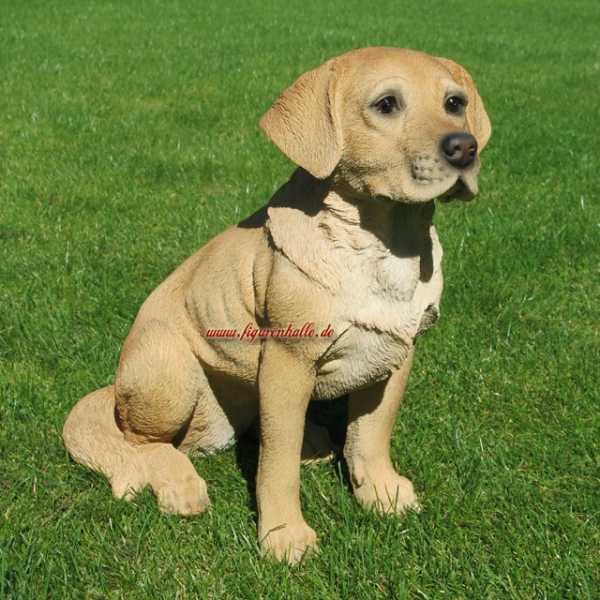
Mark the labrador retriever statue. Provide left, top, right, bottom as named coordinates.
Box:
left=63, top=47, right=491, bottom=564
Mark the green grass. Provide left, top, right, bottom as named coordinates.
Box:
left=1, top=0, right=599, bottom=597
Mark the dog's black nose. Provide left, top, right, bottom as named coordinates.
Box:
left=441, top=133, right=478, bottom=168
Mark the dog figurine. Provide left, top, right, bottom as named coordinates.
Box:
left=63, top=47, right=491, bottom=564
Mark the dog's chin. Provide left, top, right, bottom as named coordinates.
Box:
left=378, top=176, right=477, bottom=205
left=350, top=168, right=480, bottom=205
left=437, top=174, right=479, bottom=203
left=437, top=180, right=475, bottom=203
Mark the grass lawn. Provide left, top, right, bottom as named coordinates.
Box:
left=1, top=0, right=599, bottom=597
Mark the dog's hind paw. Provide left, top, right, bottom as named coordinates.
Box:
left=154, top=474, right=210, bottom=516
left=301, top=420, right=339, bottom=464
left=138, top=442, right=211, bottom=515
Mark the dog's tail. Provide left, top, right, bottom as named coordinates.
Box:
left=62, top=386, right=149, bottom=499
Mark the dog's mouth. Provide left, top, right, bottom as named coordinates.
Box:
left=351, top=156, right=481, bottom=205
left=407, top=154, right=480, bottom=204
left=377, top=174, right=478, bottom=205
left=437, top=173, right=478, bottom=203
left=438, top=179, right=467, bottom=203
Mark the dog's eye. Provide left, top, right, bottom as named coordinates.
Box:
left=375, top=96, right=398, bottom=114
left=445, top=96, right=465, bottom=114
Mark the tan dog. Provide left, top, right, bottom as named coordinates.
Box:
left=63, top=47, right=491, bottom=564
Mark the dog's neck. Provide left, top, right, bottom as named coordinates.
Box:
left=267, top=168, right=436, bottom=251
left=321, top=188, right=436, bottom=257
left=263, top=168, right=437, bottom=285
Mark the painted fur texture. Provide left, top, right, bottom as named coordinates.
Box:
left=63, top=47, right=491, bottom=564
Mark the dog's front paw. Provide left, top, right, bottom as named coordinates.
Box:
left=259, top=518, right=318, bottom=564
left=154, top=474, right=210, bottom=516
left=353, top=471, right=419, bottom=515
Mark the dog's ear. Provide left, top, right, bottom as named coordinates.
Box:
left=259, top=61, right=342, bottom=179
left=434, top=57, right=492, bottom=153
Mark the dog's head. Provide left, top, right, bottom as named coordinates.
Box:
left=260, top=47, right=491, bottom=204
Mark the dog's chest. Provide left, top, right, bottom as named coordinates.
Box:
left=313, top=245, right=442, bottom=399
left=267, top=201, right=443, bottom=398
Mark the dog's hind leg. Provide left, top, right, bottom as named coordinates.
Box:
left=113, top=320, right=212, bottom=515
left=63, top=385, right=211, bottom=514
left=63, top=385, right=150, bottom=500
left=134, top=442, right=210, bottom=515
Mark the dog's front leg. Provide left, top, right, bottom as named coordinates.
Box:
left=344, top=346, right=420, bottom=515
left=256, top=341, right=317, bottom=564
